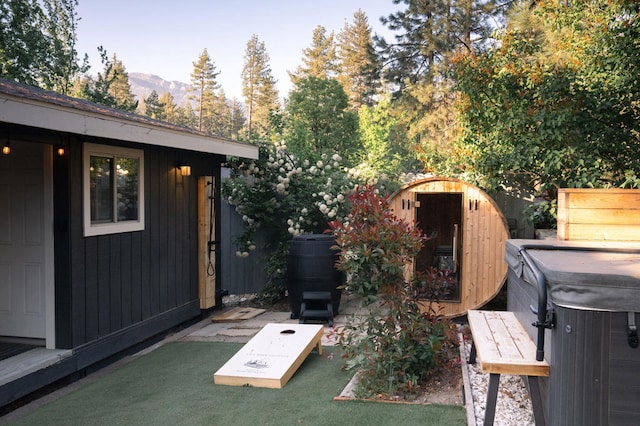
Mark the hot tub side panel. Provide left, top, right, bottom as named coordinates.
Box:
left=508, top=269, right=640, bottom=426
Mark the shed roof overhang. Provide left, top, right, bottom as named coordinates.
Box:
left=0, top=79, right=258, bottom=159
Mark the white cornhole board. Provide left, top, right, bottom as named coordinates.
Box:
left=214, top=323, right=324, bottom=389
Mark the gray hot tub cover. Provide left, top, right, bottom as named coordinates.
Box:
left=506, top=240, right=640, bottom=312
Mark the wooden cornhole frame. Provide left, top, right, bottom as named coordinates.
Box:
left=214, top=323, right=324, bottom=389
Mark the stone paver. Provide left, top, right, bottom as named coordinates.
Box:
left=181, top=293, right=368, bottom=346
left=187, top=322, right=235, bottom=337
left=216, top=328, right=259, bottom=337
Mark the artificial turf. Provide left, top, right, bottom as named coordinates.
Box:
left=6, top=342, right=466, bottom=425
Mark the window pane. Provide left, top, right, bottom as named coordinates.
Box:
left=90, top=156, right=113, bottom=223
left=116, top=157, right=139, bottom=222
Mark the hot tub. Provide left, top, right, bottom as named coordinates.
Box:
left=505, top=239, right=640, bottom=426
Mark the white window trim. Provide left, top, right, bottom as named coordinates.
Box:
left=83, top=143, right=145, bottom=237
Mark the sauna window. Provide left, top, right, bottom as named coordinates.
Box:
left=83, top=143, right=145, bottom=236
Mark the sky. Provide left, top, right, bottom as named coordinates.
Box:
left=75, top=0, right=402, bottom=100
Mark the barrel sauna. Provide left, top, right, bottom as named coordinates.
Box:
left=389, top=177, right=509, bottom=317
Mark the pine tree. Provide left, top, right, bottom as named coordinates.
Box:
left=175, top=102, right=198, bottom=129
left=337, top=9, right=381, bottom=109
left=241, top=35, right=279, bottom=140
left=106, top=54, right=138, bottom=112
left=289, top=26, right=338, bottom=84
left=158, top=91, right=178, bottom=123
left=209, top=89, right=232, bottom=137
left=373, top=0, right=505, bottom=175
left=144, top=90, right=164, bottom=120
left=75, top=46, right=117, bottom=107
left=377, top=0, right=502, bottom=88
left=228, top=97, right=246, bottom=140
left=188, top=48, right=220, bottom=132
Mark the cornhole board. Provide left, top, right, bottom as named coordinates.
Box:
left=214, top=323, right=323, bottom=389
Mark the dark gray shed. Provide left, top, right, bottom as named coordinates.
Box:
left=0, top=78, right=258, bottom=409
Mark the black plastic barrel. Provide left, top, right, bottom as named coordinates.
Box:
left=287, top=234, right=342, bottom=318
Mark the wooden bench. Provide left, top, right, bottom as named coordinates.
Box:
left=467, top=310, right=550, bottom=426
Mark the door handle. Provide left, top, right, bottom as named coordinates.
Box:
left=452, top=224, right=458, bottom=273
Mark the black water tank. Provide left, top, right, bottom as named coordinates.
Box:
left=287, top=234, right=342, bottom=318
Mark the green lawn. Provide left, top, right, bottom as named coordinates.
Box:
left=7, top=342, right=466, bottom=425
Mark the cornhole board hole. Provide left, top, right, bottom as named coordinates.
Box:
left=214, top=323, right=324, bottom=389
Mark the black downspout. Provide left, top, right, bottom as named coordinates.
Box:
left=517, top=244, right=640, bottom=362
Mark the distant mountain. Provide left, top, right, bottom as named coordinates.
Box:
left=128, top=72, right=190, bottom=107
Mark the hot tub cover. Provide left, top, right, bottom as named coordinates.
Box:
left=506, top=239, right=640, bottom=312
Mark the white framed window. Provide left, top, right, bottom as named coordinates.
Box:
left=83, top=143, right=144, bottom=236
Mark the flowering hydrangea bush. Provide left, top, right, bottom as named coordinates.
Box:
left=222, top=141, right=387, bottom=301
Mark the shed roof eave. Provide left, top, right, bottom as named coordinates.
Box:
left=0, top=95, right=259, bottom=159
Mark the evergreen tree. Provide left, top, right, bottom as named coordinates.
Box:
left=373, top=0, right=505, bottom=176
left=254, top=79, right=279, bottom=140
left=229, top=97, right=246, bottom=140
left=210, top=89, right=232, bottom=137
left=76, top=46, right=118, bottom=107
left=376, top=0, right=502, bottom=88
left=106, top=54, right=138, bottom=112
left=158, top=91, right=178, bottom=123
left=188, top=48, right=220, bottom=132
left=241, top=34, right=279, bottom=140
left=289, top=25, right=338, bottom=84
left=175, top=102, right=198, bottom=129
left=337, top=9, right=380, bottom=109
left=144, top=90, right=165, bottom=120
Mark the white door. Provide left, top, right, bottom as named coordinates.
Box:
left=0, top=141, right=47, bottom=338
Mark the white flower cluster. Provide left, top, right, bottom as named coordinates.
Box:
left=315, top=187, right=345, bottom=219
left=285, top=153, right=356, bottom=236
left=266, top=141, right=303, bottom=196
left=347, top=162, right=381, bottom=187
left=223, top=141, right=387, bottom=257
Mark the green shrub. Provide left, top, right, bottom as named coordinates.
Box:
left=328, top=186, right=459, bottom=399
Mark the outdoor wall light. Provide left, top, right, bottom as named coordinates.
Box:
left=176, top=162, right=191, bottom=176
left=57, top=147, right=66, bottom=156
left=2, top=141, right=10, bottom=155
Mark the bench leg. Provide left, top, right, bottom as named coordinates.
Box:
left=527, top=376, right=546, bottom=426
left=469, top=341, right=477, bottom=364
left=484, top=373, right=500, bottom=426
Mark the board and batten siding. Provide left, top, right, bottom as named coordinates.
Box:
left=57, top=139, right=221, bottom=350
left=390, top=177, right=509, bottom=317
